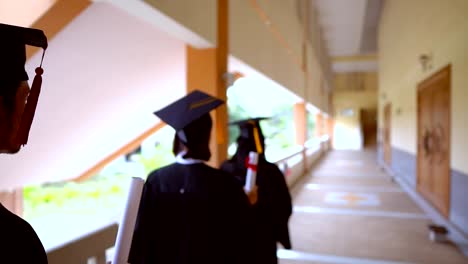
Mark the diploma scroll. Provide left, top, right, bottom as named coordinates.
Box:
left=245, top=151, right=259, bottom=192
left=112, top=177, right=145, bottom=264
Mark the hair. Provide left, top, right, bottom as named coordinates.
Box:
left=230, top=123, right=267, bottom=176
left=0, top=81, right=25, bottom=153
left=1, top=80, right=21, bottom=114
left=172, top=114, right=212, bottom=161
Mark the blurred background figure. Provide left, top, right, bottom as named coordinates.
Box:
left=129, top=90, right=253, bottom=264
left=221, top=117, right=292, bottom=264
left=0, top=23, right=47, bottom=154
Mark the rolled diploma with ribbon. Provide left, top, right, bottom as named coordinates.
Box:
left=245, top=151, right=259, bottom=192
left=113, top=177, right=145, bottom=264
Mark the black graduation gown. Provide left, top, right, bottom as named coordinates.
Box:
left=0, top=203, right=48, bottom=264
left=128, top=162, right=254, bottom=264
left=221, top=158, right=292, bottom=264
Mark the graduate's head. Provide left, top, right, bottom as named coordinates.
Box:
left=172, top=113, right=212, bottom=160
left=230, top=117, right=269, bottom=156
left=0, top=23, right=47, bottom=154
left=154, top=90, right=223, bottom=161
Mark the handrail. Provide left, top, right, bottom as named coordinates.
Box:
left=72, top=122, right=167, bottom=183
left=272, top=139, right=324, bottom=165
left=272, top=147, right=305, bottom=165
left=47, top=223, right=118, bottom=264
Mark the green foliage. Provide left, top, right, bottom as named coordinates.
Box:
left=130, top=143, right=174, bottom=177
left=227, top=103, right=250, bottom=146
left=23, top=176, right=130, bottom=219
left=263, top=105, right=295, bottom=149
left=23, top=143, right=175, bottom=220
left=307, top=112, right=317, bottom=139
left=227, top=101, right=295, bottom=155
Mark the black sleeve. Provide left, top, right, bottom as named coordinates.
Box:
left=128, top=177, right=158, bottom=264
left=271, top=164, right=293, bottom=249
left=223, top=176, right=255, bottom=264
left=26, top=225, right=49, bottom=264
left=274, top=164, right=292, bottom=218
left=220, top=161, right=234, bottom=174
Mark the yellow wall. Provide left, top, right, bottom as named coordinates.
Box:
left=333, top=72, right=378, bottom=149
left=378, top=0, right=468, bottom=174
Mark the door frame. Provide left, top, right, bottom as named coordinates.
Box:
left=416, top=64, right=451, bottom=218
left=383, top=103, right=392, bottom=167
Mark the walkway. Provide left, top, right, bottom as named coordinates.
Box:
left=279, top=150, right=467, bottom=264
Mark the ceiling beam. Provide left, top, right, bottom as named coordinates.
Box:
left=332, top=54, right=377, bottom=62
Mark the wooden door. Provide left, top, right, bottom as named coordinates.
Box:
left=361, top=109, right=377, bottom=147
left=417, top=65, right=451, bottom=217
left=383, top=104, right=392, bottom=166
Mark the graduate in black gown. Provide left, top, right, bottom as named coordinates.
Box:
left=128, top=90, right=254, bottom=264
left=221, top=118, right=292, bottom=264
left=0, top=23, right=48, bottom=154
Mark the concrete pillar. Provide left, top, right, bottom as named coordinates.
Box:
left=294, top=102, right=308, bottom=173
left=294, top=102, right=307, bottom=146
left=186, top=0, right=229, bottom=167
left=0, top=189, right=24, bottom=217
left=315, top=113, right=323, bottom=139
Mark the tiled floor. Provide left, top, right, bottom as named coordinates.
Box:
left=279, top=149, right=467, bottom=264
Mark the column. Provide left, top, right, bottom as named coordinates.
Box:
left=315, top=113, right=323, bottom=139
left=294, top=102, right=308, bottom=172
left=0, top=188, right=24, bottom=217
left=186, top=0, right=229, bottom=167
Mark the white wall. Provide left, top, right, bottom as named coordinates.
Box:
left=0, top=2, right=187, bottom=189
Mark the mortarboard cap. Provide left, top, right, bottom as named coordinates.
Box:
left=0, top=23, right=48, bottom=92
left=154, top=90, right=224, bottom=143
left=229, top=117, right=270, bottom=153
left=0, top=23, right=48, bottom=152
left=229, top=117, right=269, bottom=138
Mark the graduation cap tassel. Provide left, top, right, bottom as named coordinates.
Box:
left=15, top=52, right=45, bottom=146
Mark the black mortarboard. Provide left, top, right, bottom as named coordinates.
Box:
left=229, top=117, right=270, bottom=153
left=229, top=117, right=269, bottom=138
left=0, top=23, right=48, bottom=92
left=0, top=23, right=48, bottom=152
left=154, top=90, right=224, bottom=144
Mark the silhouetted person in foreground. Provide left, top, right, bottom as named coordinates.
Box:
left=221, top=118, right=292, bottom=264
left=0, top=23, right=48, bottom=263
left=0, top=23, right=47, bottom=154
left=0, top=204, right=48, bottom=263
left=129, top=90, right=254, bottom=264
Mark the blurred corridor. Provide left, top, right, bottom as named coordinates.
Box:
left=279, top=150, right=466, bottom=264
left=1, top=0, right=467, bottom=263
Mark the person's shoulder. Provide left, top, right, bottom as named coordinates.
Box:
left=219, top=159, right=235, bottom=173
left=0, top=205, right=48, bottom=262
left=262, top=159, right=281, bottom=170
left=2, top=205, right=33, bottom=232
left=203, top=164, right=242, bottom=187
left=205, top=163, right=233, bottom=178
left=146, top=163, right=178, bottom=181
